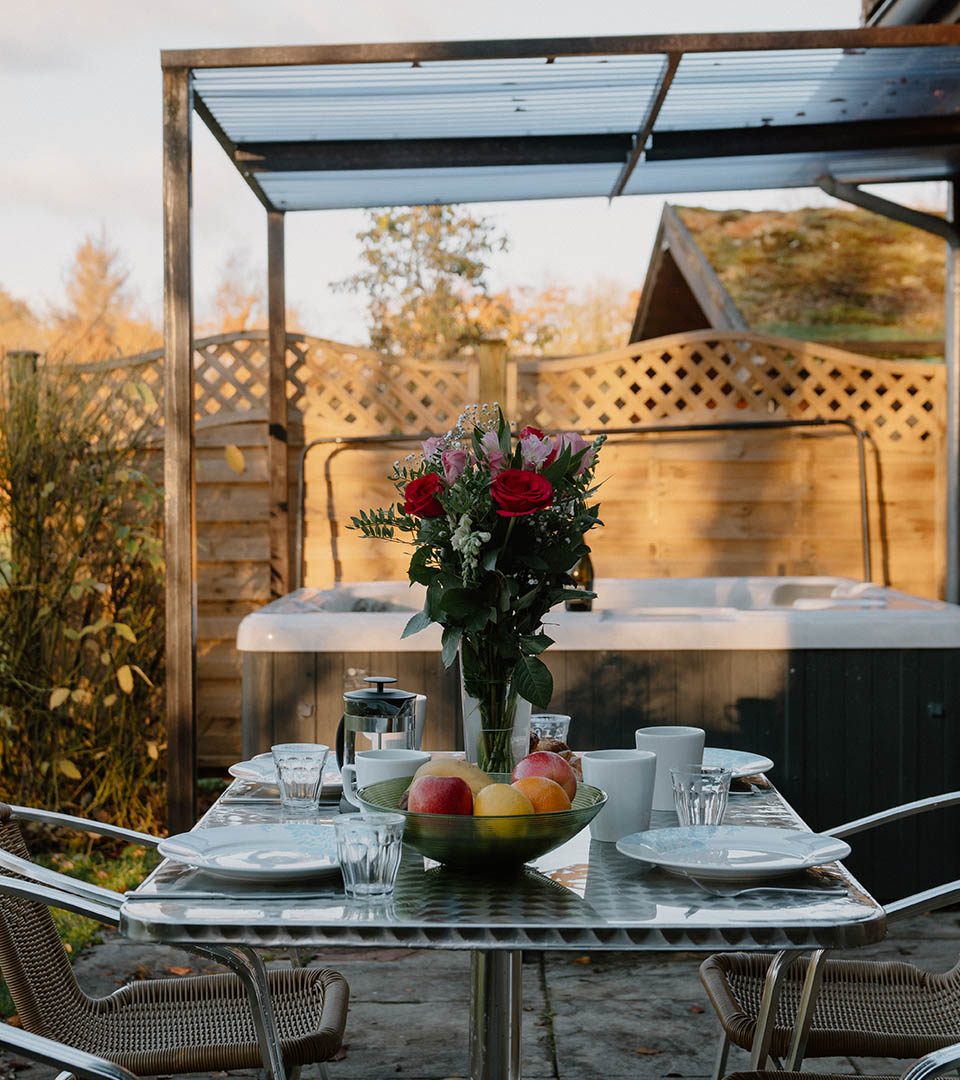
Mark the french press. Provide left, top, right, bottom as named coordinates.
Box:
left=336, top=676, right=427, bottom=769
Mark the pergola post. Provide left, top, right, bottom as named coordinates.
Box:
left=947, top=180, right=960, bottom=603
left=267, top=210, right=289, bottom=599
left=162, top=66, right=197, bottom=833
left=476, top=340, right=512, bottom=415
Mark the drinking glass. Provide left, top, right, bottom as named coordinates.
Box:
left=271, top=743, right=329, bottom=814
left=671, top=765, right=732, bottom=825
left=334, top=813, right=405, bottom=900
left=530, top=714, right=572, bottom=744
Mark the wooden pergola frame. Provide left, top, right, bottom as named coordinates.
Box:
left=161, top=25, right=960, bottom=831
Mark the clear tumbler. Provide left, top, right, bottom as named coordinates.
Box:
left=271, top=743, right=329, bottom=814
left=333, top=813, right=405, bottom=900
left=670, top=765, right=732, bottom=825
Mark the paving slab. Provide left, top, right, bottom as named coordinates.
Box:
left=2, top=913, right=958, bottom=1080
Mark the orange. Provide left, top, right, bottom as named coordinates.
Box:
left=473, top=783, right=535, bottom=816
left=511, top=775, right=571, bottom=813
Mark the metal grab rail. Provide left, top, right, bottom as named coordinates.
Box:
left=295, top=416, right=873, bottom=589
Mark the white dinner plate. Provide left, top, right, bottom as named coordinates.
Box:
left=702, top=747, right=774, bottom=779
left=158, top=823, right=340, bottom=882
left=616, top=825, right=851, bottom=882
left=229, top=753, right=342, bottom=793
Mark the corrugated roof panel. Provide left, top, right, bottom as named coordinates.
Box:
left=656, top=46, right=960, bottom=131
left=194, top=54, right=668, bottom=142
left=257, top=162, right=621, bottom=210
left=622, top=146, right=960, bottom=195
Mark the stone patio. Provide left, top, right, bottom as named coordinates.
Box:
left=3, top=912, right=958, bottom=1079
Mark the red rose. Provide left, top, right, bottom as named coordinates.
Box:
left=518, top=425, right=544, bottom=441
left=403, top=473, right=445, bottom=518
left=490, top=468, right=554, bottom=518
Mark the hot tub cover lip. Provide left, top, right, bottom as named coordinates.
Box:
left=236, top=577, right=960, bottom=653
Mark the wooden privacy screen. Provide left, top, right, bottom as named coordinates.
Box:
left=72, top=329, right=945, bottom=764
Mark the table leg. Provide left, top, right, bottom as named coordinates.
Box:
left=209, top=944, right=286, bottom=1080
left=470, top=949, right=522, bottom=1080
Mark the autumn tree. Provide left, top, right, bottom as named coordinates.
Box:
left=45, top=230, right=160, bottom=362
left=201, top=249, right=304, bottom=335
left=335, top=205, right=509, bottom=360
left=0, top=288, right=45, bottom=355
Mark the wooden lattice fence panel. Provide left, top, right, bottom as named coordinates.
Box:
left=70, top=349, right=165, bottom=437
left=287, top=335, right=477, bottom=434
left=517, top=331, right=944, bottom=449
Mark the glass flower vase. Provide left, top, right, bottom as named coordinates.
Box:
left=460, top=652, right=532, bottom=774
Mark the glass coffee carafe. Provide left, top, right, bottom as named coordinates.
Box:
left=336, top=676, right=427, bottom=769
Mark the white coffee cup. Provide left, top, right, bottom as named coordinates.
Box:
left=581, top=749, right=657, bottom=843
left=634, top=726, right=705, bottom=811
left=342, top=748, right=431, bottom=808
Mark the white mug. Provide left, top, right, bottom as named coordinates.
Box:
left=582, top=749, right=657, bottom=843
left=342, top=748, right=431, bottom=808
left=634, top=726, right=705, bottom=811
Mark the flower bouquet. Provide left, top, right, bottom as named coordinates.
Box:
left=351, top=405, right=604, bottom=773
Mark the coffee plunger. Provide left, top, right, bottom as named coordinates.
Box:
left=336, top=676, right=427, bottom=770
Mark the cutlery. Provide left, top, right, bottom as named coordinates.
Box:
left=680, top=873, right=846, bottom=899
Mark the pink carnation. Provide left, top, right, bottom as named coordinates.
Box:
left=442, top=448, right=468, bottom=485
left=480, top=430, right=508, bottom=477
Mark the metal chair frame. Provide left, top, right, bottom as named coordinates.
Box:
left=0, top=803, right=345, bottom=1080
left=726, top=1037, right=960, bottom=1080
left=708, top=791, right=960, bottom=1078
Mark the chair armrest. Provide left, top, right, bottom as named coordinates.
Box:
left=6, top=805, right=161, bottom=849
left=0, top=876, right=120, bottom=927
left=0, top=848, right=122, bottom=909
left=826, top=792, right=960, bottom=839
left=0, top=1023, right=135, bottom=1080
left=901, top=1041, right=960, bottom=1080
left=884, top=879, right=960, bottom=923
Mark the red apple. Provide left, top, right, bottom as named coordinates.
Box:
left=511, top=751, right=577, bottom=801
left=407, top=774, right=473, bottom=815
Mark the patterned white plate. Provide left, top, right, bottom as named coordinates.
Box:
left=158, top=823, right=340, bottom=882
left=703, top=747, right=774, bottom=779
left=616, top=825, right=850, bottom=882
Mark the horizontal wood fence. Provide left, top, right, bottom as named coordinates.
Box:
left=73, top=329, right=945, bottom=765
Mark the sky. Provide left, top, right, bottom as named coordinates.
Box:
left=0, top=0, right=947, bottom=345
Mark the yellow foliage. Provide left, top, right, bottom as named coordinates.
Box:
left=113, top=622, right=137, bottom=644
left=58, top=759, right=82, bottom=781
left=116, top=665, right=134, bottom=694
left=49, top=687, right=70, bottom=709
left=224, top=444, right=246, bottom=475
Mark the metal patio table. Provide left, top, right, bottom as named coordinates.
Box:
left=121, top=776, right=885, bottom=1080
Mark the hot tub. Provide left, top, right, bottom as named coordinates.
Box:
left=238, top=576, right=960, bottom=897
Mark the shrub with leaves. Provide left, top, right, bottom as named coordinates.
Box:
left=0, top=356, right=164, bottom=832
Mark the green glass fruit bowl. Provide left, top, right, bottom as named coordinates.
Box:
left=356, top=773, right=606, bottom=871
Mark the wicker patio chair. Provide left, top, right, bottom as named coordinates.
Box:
left=0, top=802, right=349, bottom=1078
left=701, top=791, right=960, bottom=1079
left=724, top=1036, right=960, bottom=1080
left=0, top=1023, right=137, bottom=1080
